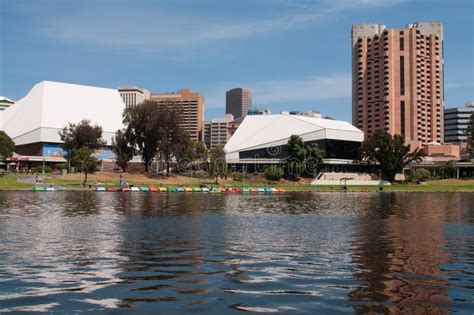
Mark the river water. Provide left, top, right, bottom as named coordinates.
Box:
left=0, top=191, right=473, bottom=314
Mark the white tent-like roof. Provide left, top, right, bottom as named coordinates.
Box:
left=224, top=114, right=364, bottom=162
left=0, top=81, right=126, bottom=146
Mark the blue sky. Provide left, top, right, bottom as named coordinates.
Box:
left=1, top=0, right=473, bottom=121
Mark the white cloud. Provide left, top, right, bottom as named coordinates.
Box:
left=203, top=73, right=351, bottom=109
left=30, top=0, right=404, bottom=50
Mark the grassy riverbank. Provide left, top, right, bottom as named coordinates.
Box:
left=0, top=175, right=36, bottom=190
left=1, top=172, right=474, bottom=192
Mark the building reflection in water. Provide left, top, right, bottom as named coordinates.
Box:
left=349, top=193, right=463, bottom=314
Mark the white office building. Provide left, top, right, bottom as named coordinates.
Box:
left=204, top=114, right=234, bottom=149
left=0, top=81, right=125, bottom=161
left=117, top=86, right=150, bottom=107
left=225, top=114, right=364, bottom=167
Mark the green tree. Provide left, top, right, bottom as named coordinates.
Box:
left=360, top=129, right=424, bottom=182
left=209, top=145, right=227, bottom=183
left=286, top=135, right=325, bottom=179
left=0, top=131, right=15, bottom=160
left=410, top=168, right=430, bottom=183
left=123, top=100, right=161, bottom=172
left=59, top=120, right=106, bottom=161
left=439, top=161, right=455, bottom=179
left=177, top=139, right=208, bottom=172
left=112, top=129, right=135, bottom=172
left=73, top=146, right=100, bottom=185
left=286, top=135, right=306, bottom=179
left=306, top=144, right=325, bottom=175
left=156, top=106, right=187, bottom=175
left=264, top=165, right=284, bottom=181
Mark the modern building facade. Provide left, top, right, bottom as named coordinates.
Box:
left=226, top=88, right=252, bottom=119
left=150, top=89, right=205, bottom=141
left=225, top=114, right=364, bottom=169
left=204, top=114, right=234, bottom=149
left=444, top=101, right=474, bottom=143
left=0, top=96, right=14, bottom=111
left=117, top=86, right=150, bottom=107
left=0, top=81, right=125, bottom=161
left=352, top=22, right=444, bottom=149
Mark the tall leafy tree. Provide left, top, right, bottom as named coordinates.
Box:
left=360, top=129, right=424, bottom=182
left=0, top=131, right=15, bottom=159
left=73, top=146, right=100, bottom=185
left=59, top=120, right=105, bottom=161
left=286, top=135, right=306, bottom=179
left=177, top=139, right=208, bottom=172
left=286, top=135, right=325, bottom=179
left=209, top=145, right=227, bottom=183
left=123, top=100, right=161, bottom=172
left=156, top=106, right=187, bottom=174
left=306, top=144, right=325, bottom=175
left=112, top=129, right=135, bottom=172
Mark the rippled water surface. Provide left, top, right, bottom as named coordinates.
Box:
left=0, top=191, right=473, bottom=314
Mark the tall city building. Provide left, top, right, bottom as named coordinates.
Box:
left=150, top=89, right=205, bottom=141
left=117, top=86, right=150, bottom=107
left=444, top=101, right=474, bottom=143
left=352, top=22, right=444, bottom=149
left=204, top=114, right=234, bottom=149
left=226, top=88, right=252, bottom=119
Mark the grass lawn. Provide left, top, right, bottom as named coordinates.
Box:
left=0, top=175, right=33, bottom=190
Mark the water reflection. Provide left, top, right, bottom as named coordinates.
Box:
left=0, top=192, right=473, bottom=313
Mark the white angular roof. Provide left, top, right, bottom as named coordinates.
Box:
left=0, top=81, right=125, bottom=146
left=225, top=114, right=363, bottom=156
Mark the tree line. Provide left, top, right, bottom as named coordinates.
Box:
left=1, top=106, right=473, bottom=184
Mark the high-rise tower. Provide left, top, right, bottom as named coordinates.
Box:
left=352, top=22, right=444, bottom=149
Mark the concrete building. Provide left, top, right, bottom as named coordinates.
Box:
left=248, top=107, right=271, bottom=115
left=444, top=101, right=474, bottom=143
left=117, top=86, right=150, bottom=107
left=0, top=96, right=14, bottom=111
left=150, top=89, right=205, bottom=141
left=225, top=114, right=364, bottom=168
left=352, top=22, right=444, bottom=149
left=204, top=114, right=234, bottom=149
left=226, top=88, right=252, bottom=119
left=0, top=81, right=125, bottom=164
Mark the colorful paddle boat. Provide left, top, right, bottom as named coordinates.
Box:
left=158, top=187, right=167, bottom=192
left=184, top=186, right=193, bottom=192
left=106, top=187, right=117, bottom=192
left=130, top=186, right=140, bottom=192
left=33, top=186, right=45, bottom=192
left=149, top=186, right=158, bottom=192
left=201, top=187, right=210, bottom=193
left=96, top=186, right=106, bottom=192
left=140, top=186, right=149, bottom=192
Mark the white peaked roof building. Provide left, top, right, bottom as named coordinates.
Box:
left=0, top=81, right=125, bottom=147
left=225, top=114, right=364, bottom=163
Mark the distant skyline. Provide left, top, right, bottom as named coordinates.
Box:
left=1, top=0, right=473, bottom=121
